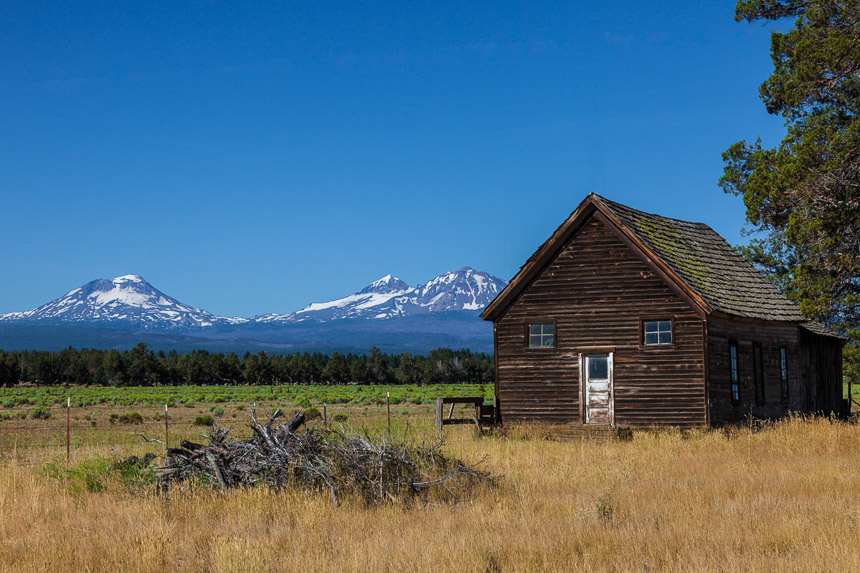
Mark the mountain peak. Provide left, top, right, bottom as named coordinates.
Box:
left=1, top=268, right=508, bottom=331
left=259, top=268, right=507, bottom=323
left=358, top=274, right=411, bottom=295
left=0, top=274, right=246, bottom=329
left=113, top=274, right=146, bottom=283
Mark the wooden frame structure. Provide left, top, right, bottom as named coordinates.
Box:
left=435, top=396, right=498, bottom=435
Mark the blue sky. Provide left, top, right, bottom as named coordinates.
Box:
left=1, top=1, right=787, bottom=317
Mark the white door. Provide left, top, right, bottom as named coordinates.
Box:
left=584, top=353, right=613, bottom=425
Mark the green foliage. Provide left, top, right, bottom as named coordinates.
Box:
left=193, top=414, right=215, bottom=426
left=45, top=454, right=155, bottom=493
left=722, top=0, right=859, bottom=375
left=303, top=407, right=321, bottom=421
left=45, top=456, right=112, bottom=493
left=0, top=347, right=494, bottom=387
left=29, top=407, right=51, bottom=420
left=112, top=454, right=156, bottom=488
left=321, top=351, right=350, bottom=384
left=116, top=411, right=143, bottom=425
left=332, top=413, right=348, bottom=423
left=0, top=384, right=496, bottom=420
left=596, top=493, right=615, bottom=522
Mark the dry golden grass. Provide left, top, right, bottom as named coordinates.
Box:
left=1, top=416, right=858, bottom=572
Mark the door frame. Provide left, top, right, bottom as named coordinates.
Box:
left=578, top=348, right=615, bottom=426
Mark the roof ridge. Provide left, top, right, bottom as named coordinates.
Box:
left=590, top=193, right=710, bottom=227
left=482, top=193, right=806, bottom=323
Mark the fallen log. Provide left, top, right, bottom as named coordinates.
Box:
left=180, top=440, right=206, bottom=452
left=206, top=451, right=229, bottom=489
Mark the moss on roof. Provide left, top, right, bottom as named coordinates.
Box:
left=593, top=195, right=806, bottom=322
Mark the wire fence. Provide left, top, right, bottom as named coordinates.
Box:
left=0, top=401, right=477, bottom=463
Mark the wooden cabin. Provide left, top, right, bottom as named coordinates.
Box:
left=481, top=193, right=847, bottom=427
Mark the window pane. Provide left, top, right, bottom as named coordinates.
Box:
left=588, top=356, right=608, bottom=379
left=730, top=344, right=739, bottom=384
left=528, top=323, right=554, bottom=347
left=644, top=321, right=671, bottom=344
left=780, top=348, right=787, bottom=379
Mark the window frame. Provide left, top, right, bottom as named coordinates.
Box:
left=779, top=346, right=789, bottom=403
left=640, top=318, right=674, bottom=347
left=524, top=319, right=557, bottom=350
left=729, top=340, right=739, bottom=405
left=753, top=342, right=764, bottom=405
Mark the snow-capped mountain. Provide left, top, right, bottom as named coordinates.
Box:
left=253, top=267, right=507, bottom=323
left=0, top=268, right=507, bottom=353
left=0, top=275, right=246, bottom=329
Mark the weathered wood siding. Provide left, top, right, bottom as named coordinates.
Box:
left=706, top=316, right=800, bottom=424
left=799, top=328, right=845, bottom=415
left=494, top=215, right=706, bottom=427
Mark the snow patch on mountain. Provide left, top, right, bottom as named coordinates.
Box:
left=254, top=267, right=506, bottom=323
left=0, top=268, right=507, bottom=331
left=0, top=275, right=247, bottom=329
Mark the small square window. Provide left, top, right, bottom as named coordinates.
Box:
left=528, top=323, right=555, bottom=347
left=643, top=320, right=672, bottom=345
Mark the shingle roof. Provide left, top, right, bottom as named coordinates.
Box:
left=592, top=194, right=806, bottom=322
left=482, top=193, right=808, bottom=322
left=799, top=321, right=845, bottom=340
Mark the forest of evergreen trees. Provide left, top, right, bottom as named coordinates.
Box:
left=0, top=343, right=494, bottom=387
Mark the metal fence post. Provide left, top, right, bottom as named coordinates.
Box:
left=66, top=397, right=70, bottom=462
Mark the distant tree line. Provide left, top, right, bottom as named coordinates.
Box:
left=0, top=343, right=494, bottom=387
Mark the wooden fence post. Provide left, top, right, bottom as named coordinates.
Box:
left=66, top=397, right=70, bottom=462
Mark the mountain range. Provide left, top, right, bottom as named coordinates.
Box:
left=0, top=268, right=506, bottom=353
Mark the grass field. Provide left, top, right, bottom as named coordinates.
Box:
left=0, top=386, right=858, bottom=572
left=0, top=384, right=492, bottom=449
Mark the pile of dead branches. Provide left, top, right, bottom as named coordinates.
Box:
left=154, top=408, right=494, bottom=506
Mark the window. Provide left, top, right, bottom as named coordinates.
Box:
left=753, top=343, right=764, bottom=404
left=780, top=346, right=789, bottom=403
left=588, top=354, right=609, bottom=379
left=643, top=320, right=672, bottom=345
left=730, top=341, right=739, bottom=404
left=528, top=323, right=555, bottom=348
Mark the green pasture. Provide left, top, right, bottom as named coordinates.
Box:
left=0, top=383, right=494, bottom=410
left=0, top=384, right=495, bottom=450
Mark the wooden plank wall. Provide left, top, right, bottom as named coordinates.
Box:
left=799, top=329, right=845, bottom=415
left=707, top=316, right=800, bottom=424
left=494, top=215, right=706, bottom=427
